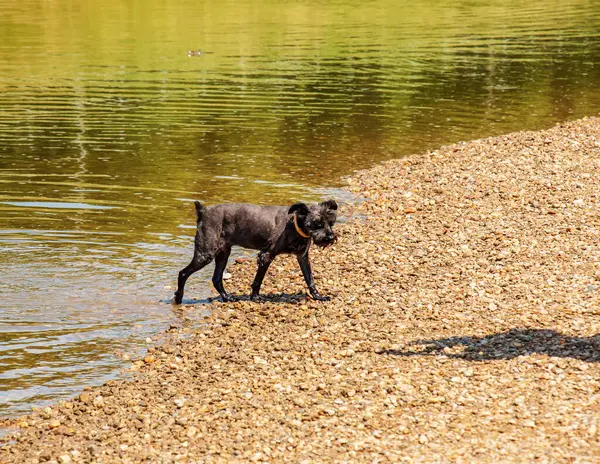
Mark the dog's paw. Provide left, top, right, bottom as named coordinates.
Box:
left=250, top=294, right=263, bottom=302
left=311, top=294, right=330, bottom=302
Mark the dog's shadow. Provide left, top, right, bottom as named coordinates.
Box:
left=172, top=291, right=308, bottom=306
left=385, top=328, right=600, bottom=363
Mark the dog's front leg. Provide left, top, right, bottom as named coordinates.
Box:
left=297, top=253, right=330, bottom=301
left=251, top=252, right=274, bottom=301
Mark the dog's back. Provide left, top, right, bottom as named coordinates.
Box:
left=198, top=203, right=287, bottom=251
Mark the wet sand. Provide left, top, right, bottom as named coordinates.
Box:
left=2, top=116, right=600, bottom=463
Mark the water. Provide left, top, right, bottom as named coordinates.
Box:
left=1, top=0, right=600, bottom=416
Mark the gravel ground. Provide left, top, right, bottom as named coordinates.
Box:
left=2, top=117, right=600, bottom=463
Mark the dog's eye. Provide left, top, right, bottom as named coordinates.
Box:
left=314, top=222, right=323, bottom=228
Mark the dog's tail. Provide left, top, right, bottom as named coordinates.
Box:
left=194, top=201, right=205, bottom=224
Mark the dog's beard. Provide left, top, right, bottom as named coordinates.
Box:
left=312, top=234, right=337, bottom=248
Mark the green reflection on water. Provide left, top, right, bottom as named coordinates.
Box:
left=2, top=2, right=599, bottom=233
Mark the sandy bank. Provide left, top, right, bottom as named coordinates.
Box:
left=2, top=116, right=600, bottom=463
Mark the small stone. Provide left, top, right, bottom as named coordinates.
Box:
left=58, top=455, right=72, bottom=464
left=162, top=344, right=176, bottom=354
left=49, top=420, right=61, bottom=429
left=144, top=355, right=156, bottom=364
left=340, top=349, right=355, bottom=357
left=174, top=397, right=186, bottom=408
left=293, top=398, right=306, bottom=408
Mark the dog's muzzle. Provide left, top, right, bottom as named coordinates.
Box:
left=315, top=233, right=337, bottom=248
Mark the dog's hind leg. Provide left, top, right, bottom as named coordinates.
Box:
left=173, top=254, right=213, bottom=304
left=212, top=247, right=233, bottom=302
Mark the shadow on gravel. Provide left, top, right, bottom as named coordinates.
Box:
left=230, top=292, right=308, bottom=303
left=173, top=292, right=308, bottom=305
left=385, top=328, right=600, bottom=363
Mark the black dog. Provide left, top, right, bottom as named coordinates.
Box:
left=173, top=200, right=338, bottom=304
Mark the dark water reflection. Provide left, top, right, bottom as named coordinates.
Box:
left=1, top=0, right=600, bottom=415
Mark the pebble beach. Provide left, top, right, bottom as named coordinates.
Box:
left=2, top=116, right=600, bottom=463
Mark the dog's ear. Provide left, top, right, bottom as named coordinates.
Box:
left=289, top=202, right=309, bottom=217
left=320, top=199, right=338, bottom=211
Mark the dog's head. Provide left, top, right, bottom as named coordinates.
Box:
left=289, top=199, right=338, bottom=247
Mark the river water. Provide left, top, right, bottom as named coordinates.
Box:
left=1, top=0, right=600, bottom=416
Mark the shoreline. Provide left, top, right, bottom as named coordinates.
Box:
left=2, top=116, right=600, bottom=462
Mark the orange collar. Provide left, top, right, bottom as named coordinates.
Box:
left=293, top=214, right=310, bottom=239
